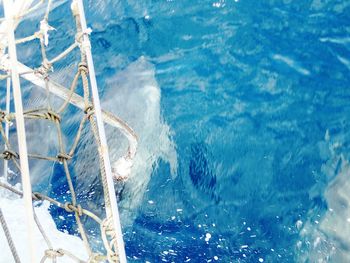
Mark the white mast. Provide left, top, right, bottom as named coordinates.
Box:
left=74, top=0, right=127, bottom=261
left=3, top=0, right=37, bottom=262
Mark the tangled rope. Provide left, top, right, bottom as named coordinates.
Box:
left=0, top=0, right=134, bottom=262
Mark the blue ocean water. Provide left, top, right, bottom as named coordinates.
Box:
left=84, top=1, right=350, bottom=262
left=5, top=0, right=350, bottom=262
left=83, top=0, right=350, bottom=262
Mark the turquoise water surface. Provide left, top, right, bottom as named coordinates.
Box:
left=8, top=0, right=350, bottom=262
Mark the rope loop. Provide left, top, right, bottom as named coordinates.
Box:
left=64, top=202, right=74, bottom=213
left=64, top=202, right=83, bottom=216
left=2, top=150, right=19, bottom=160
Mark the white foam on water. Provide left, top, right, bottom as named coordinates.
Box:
left=297, top=133, right=350, bottom=262
left=102, top=56, right=178, bottom=226
left=59, top=56, right=178, bottom=227
left=272, top=54, right=311, bottom=76
left=0, top=188, right=88, bottom=263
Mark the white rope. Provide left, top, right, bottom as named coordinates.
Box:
left=3, top=0, right=37, bottom=261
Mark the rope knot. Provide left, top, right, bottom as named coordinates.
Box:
left=57, top=152, right=71, bottom=162
left=42, top=59, right=52, bottom=72
left=75, top=32, right=83, bottom=43
left=0, top=111, right=13, bottom=123
left=101, top=217, right=115, bottom=235
left=0, top=110, right=6, bottom=121
left=35, top=60, right=52, bottom=78
left=75, top=28, right=92, bottom=45
left=78, top=62, right=88, bottom=74
left=45, top=110, right=61, bottom=122
left=84, top=105, right=93, bottom=114
left=64, top=202, right=83, bottom=216
left=101, top=218, right=111, bottom=229
left=2, top=150, right=19, bottom=160
left=84, top=105, right=94, bottom=118
left=32, top=192, right=42, bottom=201
left=101, top=217, right=119, bottom=263
left=89, top=253, right=108, bottom=262
left=107, top=252, right=119, bottom=262
left=77, top=204, right=83, bottom=216
left=44, top=249, right=64, bottom=258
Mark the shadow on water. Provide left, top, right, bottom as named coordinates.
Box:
left=189, top=142, right=218, bottom=202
